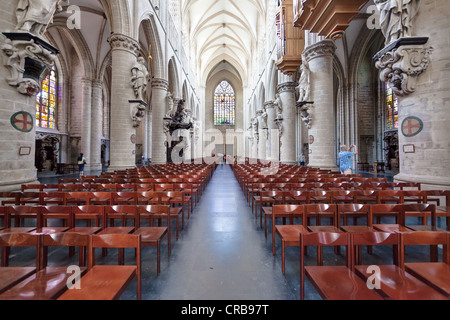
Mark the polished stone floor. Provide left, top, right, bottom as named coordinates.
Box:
left=2, top=165, right=444, bottom=301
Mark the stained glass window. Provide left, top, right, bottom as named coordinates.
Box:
left=386, top=84, right=399, bottom=130
left=36, top=66, right=57, bottom=129
left=214, top=81, right=236, bottom=126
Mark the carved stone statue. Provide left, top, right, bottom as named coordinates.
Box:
left=273, top=93, right=282, bottom=120
left=16, top=0, right=63, bottom=36
left=296, top=58, right=311, bottom=103
left=375, top=0, right=420, bottom=45
left=130, top=57, right=149, bottom=101
left=165, top=92, right=176, bottom=118
left=300, top=107, right=312, bottom=129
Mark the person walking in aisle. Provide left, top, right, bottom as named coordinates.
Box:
left=77, top=153, right=87, bottom=177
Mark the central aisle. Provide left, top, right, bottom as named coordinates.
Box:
left=145, top=164, right=296, bottom=300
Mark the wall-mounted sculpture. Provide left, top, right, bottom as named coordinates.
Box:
left=0, top=0, right=61, bottom=96
left=129, top=56, right=149, bottom=128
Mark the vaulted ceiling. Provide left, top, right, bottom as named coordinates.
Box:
left=181, top=0, right=266, bottom=85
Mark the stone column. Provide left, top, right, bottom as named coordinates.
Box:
left=264, top=101, right=277, bottom=162
left=107, top=33, right=141, bottom=171
left=304, top=39, right=338, bottom=170
left=257, top=109, right=267, bottom=161
left=151, top=78, right=169, bottom=164
left=277, top=81, right=297, bottom=165
left=251, top=117, right=259, bottom=160
left=385, top=0, right=450, bottom=189
left=90, top=80, right=103, bottom=172
left=80, top=78, right=92, bottom=170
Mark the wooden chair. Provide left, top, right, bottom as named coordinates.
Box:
left=353, top=190, right=378, bottom=204
left=0, top=233, right=39, bottom=296
left=377, top=190, right=404, bottom=205
left=306, top=204, right=339, bottom=233
left=402, top=203, right=442, bottom=232
left=112, top=192, right=138, bottom=206
left=90, top=192, right=113, bottom=206
left=400, top=231, right=450, bottom=298
left=134, top=205, right=169, bottom=274
left=64, top=192, right=93, bottom=206
left=337, top=204, right=374, bottom=233
left=117, top=184, right=138, bottom=192
left=58, top=234, right=142, bottom=300
left=309, top=190, right=333, bottom=204
left=72, top=206, right=104, bottom=233
left=39, top=191, right=66, bottom=206
left=371, top=204, right=410, bottom=233
left=273, top=205, right=308, bottom=275
left=1, top=206, right=39, bottom=235
left=332, top=190, right=356, bottom=204
left=354, top=231, right=448, bottom=300
left=403, top=190, right=427, bottom=205
left=96, top=184, right=118, bottom=192
left=299, top=232, right=382, bottom=300
left=0, top=232, right=40, bottom=268
left=166, top=191, right=191, bottom=222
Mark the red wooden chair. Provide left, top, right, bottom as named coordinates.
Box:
left=0, top=232, right=41, bottom=268
left=309, top=190, right=333, bottom=204
left=370, top=204, right=409, bottom=234
left=39, top=191, right=66, bottom=206
left=401, top=231, right=450, bottom=298
left=402, top=203, right=442, bottom=232
left=58, top=234, right=142, bottom=300
left=1, top=206, right=39, bottom=234
left=63, top=192, right=93, bottom=206
left=337, top=204, right=374, bottom=233
left=134, top=205, right=170, bottom=273
left=273, top=205, right=308, bottom=275
left=299, top=232, right=382, bottom=300
left=352, top=231, right=448, bottom=300
left=111, top=192, right=138, bottom=206
left=72, top=206, right=104, bottom=234
left=332, top=190, right=356, bottom=204
left=353, top=190, right=378, bottom=204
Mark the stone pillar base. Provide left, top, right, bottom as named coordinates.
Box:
left=394, top=173, right=450, bottom=190
left=0, top=177, right=40, bottom=192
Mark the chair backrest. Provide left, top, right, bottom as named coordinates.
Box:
left=399, top=231, right=449, bottom=269
left=21, top=184, right=43, bottom=192
left=305, top=203, right=337, bottom=219
left=72, top=205, right=105, bottom=227
left=111, top=192, right=138, bottom=205
left=104, top=205, right=139, bottom=228
left=299, top=232, right=352, bottom=299
left=39, top=206, right=74, bottom=228
left=41, top=232, right=90, bottom=269
left=272, top=204, right=306, bottom=222
left=0, top=233, right=41, bottom=267
left=97, top=184, right=118, bottom=192
left=337, top=204, right=371, bottom=228
left=5, top=206, right=40, bottom=228
left=377, top=190, right=404, bottom=204
left=351, top=232, right=400, bottom=270
left=88, top=233, right=142, bottom=299
left=401, top=203, right=437, bottom=228
left=369, top=204, right=405, bottom=226
left=64, top=192, right=93, bottom=205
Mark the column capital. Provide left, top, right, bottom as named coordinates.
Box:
left=303, top=39, right=337, bottom=62
left=151, top=78, right=169, bottom=90
left=107, top=33, right=140, bottom=56
left=264, top=101, right=274, bottom=109
left=277, top=81, right=297, bottom=94
left=81, top=78, right=93, bottom=86
left=91, top=79, right=103, bottom=89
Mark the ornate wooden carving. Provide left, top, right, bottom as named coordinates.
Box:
left=293, top=0, right=369, bottom=40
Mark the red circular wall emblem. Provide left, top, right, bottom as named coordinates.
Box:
left=309, top=135, right=315, bottom=145
left=401, top=117, right=423, bottom=137
left=11, top=111, right=33, bottom=133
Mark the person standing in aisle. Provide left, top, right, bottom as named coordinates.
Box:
left=339, top=145, right=358, bottom=175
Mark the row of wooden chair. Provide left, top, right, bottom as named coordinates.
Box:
left=0, top=232, right=143, bottom=300
left=252, top=189, right=449, bottom=230
left=269, top=203, right=442, bottom=275
left=0, top=205, right=173, bottom=275
left=299, top=231, right=450, bottom=300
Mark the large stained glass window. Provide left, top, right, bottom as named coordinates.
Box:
left=36, top=66, right=57, bottom=129
left=214, top=80, right=236, bottom=126
left=386, top=84, right=399, bottom=130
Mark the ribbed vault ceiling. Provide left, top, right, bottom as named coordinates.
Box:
left=181, top=0, right=265, bottom=85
